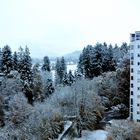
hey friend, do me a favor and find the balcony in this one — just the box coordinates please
[130,34,135,42]
[136,34,140,40]
[136,31,140,40]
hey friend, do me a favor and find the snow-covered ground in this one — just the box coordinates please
[51,70,55,81]
[67,64,77,74]
[58,120,108,140]
[76,130,108,140]
[51,64,77,81]
[64,130,108,140]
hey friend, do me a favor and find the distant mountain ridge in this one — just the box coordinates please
[63,50,81,62]
[32,50,82,64]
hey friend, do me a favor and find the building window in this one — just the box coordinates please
[131,45,134,49]
[131,68,134,73]
[137,104,140,106]
[131,91,133,95]
[138,79,140,83]
[131,34,135,42]
[131,98,133,105]
[131,53,134,59]
[137,111,140,114]
[138,70,140,74]
[138,87,140,90]
[130,113,133,120]
[137,119,140,122]
[131,107,133,112]
[138,62,140,65]
[136,34,140,40]
[131,84,133,88]
[131,61,134,65]
[138,54,140,57]
[131,76,133,80]
[137,95,140,98]
[138,45,140,48]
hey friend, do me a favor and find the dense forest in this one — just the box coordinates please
[0,42,135,139]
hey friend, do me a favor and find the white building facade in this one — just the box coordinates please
[130,31,140,122]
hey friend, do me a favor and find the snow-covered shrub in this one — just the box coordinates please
[106,120,140,140]
[0,73,23,100]
[32,64,44,101]
[22,101,64,140]
[0,70,64,139]
[98,72,118,108]
[0,98,64,140]
[9,93,33,124]
[50,78,105,130]
[0,95,5,127]
[0,92,33,139]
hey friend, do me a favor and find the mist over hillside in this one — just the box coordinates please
[63,50,81,62]
[32,50,81,64]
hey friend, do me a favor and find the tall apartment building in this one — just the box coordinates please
[130,31,140,122]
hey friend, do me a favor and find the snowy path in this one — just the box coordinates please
[64,130,108,140]
[57,121,73,140]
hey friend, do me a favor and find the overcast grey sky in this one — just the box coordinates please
[0,0,140,58]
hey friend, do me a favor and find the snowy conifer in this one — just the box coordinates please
[102,44,116,72]
[67,70,74,85]
[0,48,2,72]
[32,63,44,101]
[13,51,18,71]
[55,57,67,85]
[41,56,51,72]
[18,46,33,84]
[1,45,13,74]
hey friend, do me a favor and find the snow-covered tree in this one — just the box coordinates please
[40,69,54,98]
[106,120,140,140]
[13,51,18,71]
[90,43,103,77]
[51,77,105,133]
[0,48,2,72]
[112,44,123,64]
[116,57,130,108]
[74,70,82,81]
[55,58,61,85]
[9,93,33,124]
[62,72,69,86]
[16,46,33,104]
[55,57,67,85]
[78,45,93,78]
[40,55,54,97]
[67,70,75,85]
[98,72,118,108]
[120,42,129,56]
[1,45,13,74]
[17,46,25,73]
[0,96,5,127]
[18,46,33,85]
[78,42,125,79]
[78,44,104,78]
[32,63,43,101]
[41,56,51,72]
[63,70,75,86]
[102,44,116,72]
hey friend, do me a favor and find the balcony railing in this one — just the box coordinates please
[131,37,135,42]
[136,37,140,40]
[130,34,135,42]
